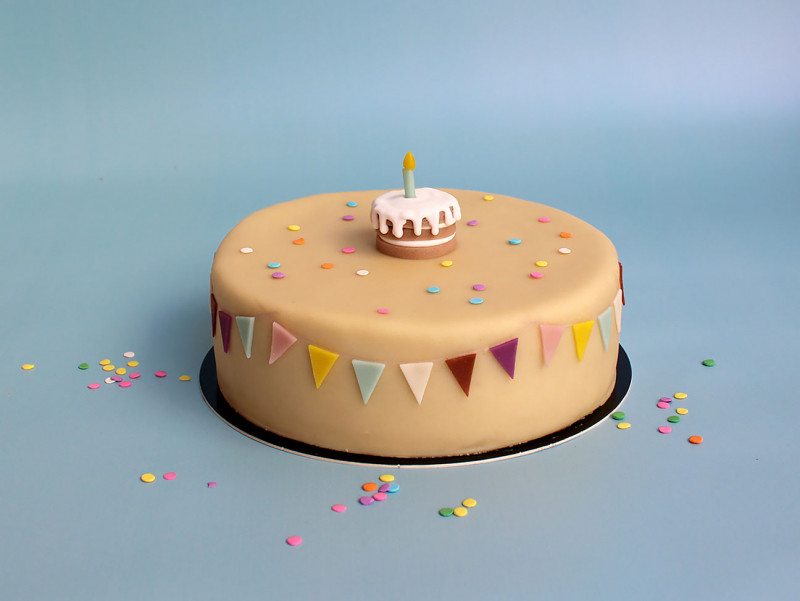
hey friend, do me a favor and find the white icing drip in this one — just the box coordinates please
[379,232,456,248]
[371,188,461,239]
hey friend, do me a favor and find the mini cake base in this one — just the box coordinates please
[199,346,631,468]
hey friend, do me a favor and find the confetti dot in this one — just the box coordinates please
[659,397,672,403]
[177,375,190,382]
[155,371,167,378]
[272,272,286,279]
[658,425,672,434]
[140,473,156,483]
[530,272,543,279]
[427,286,440,293]
[99,359,111,366]
[362,482,378,492]
[286,536,303,546]
[287,225,301,231]
[293,238,305,245]
[342,215,355,221]
[123,352,135,358]
[688,435,704,444]
[657,401,670,409]
[441,260,453,267]
[342,247,355,254]
[346,201,358,207]
[473,284,486,291]
[617,422,631,430]
[104,377,115,384]
[359,496,375,506]
[674,392,687,399]
[356,269,369,276]
[667,415,681,423]
[372,492,388,502]
[331,504,347,513]
[467,220,478,226]
[111,375,123,382]
[377,308,389,314]
[163,472,177,480]
[119,381,131,388]
[469,297,484,305]
[207,482,217,488]
[387,482,400,493]
[702,359,716,367]
[558,248,572,254]
[267,262,281,269]
[483,195,494,201]
[611,411,625,420]
[378,483,391,493]
[321,263,334,269]
[453,507,468,517]
[127,361,139,367]
[379,474,395,482]
[462,498,477,508]
[129,372,141,379]
[439,507,455,517]
[78,363,89,370]
[535,260,548,267]
[102,365,115,372]
[560,232,572,238]
[676,407,688,415]
[240,247,253,254]
[87,383,100,390]
[116,367,126,375]
[538,217,551,223]
[508,238,522,245]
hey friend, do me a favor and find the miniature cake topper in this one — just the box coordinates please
[371,153,462,259]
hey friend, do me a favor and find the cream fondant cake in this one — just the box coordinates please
[210,183,623,458]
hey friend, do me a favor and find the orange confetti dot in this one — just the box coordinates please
[321,263,334,269]
[293,238,305,245]
[688,435,704,445]
[362,482,378,492]
[560,232,572,238]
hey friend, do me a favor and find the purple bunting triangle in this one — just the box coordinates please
[489,338,518,379]
[218,311,233,353]
[210,293,218,337]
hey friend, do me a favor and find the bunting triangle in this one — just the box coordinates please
[445,354,476,396]
[597,307,613,351]
[269,322,298,364]
[352,360,385,404]
[399,362,434,404]
[540,324,566,366]
[235,316,255,359]
[218,311,233,353]
[489,338,518,379]
[210,293,218,337]
[308,345,339,388]
[613,290,623,334]
[572,320,594,361]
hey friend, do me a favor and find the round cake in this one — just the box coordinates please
[209,189,623,458]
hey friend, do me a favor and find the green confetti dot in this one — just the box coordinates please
[439,507,454,517]
[667,415,681,423]
[611,411,626,420]
[78,363,90,370]
[702,359,716,367]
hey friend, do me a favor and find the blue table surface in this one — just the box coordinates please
[2,2,799,599]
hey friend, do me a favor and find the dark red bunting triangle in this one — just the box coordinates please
[445,353,477,396]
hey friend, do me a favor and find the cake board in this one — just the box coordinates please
[199,346,631,468]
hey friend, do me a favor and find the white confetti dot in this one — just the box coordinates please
[558,247,571,254]
[356,270,369,276]
[240,247,254,254]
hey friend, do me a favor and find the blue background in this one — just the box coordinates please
[2,1,799,599]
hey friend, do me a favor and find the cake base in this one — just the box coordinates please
[199,346,631,468]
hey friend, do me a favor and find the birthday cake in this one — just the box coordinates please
[209,156,623,458]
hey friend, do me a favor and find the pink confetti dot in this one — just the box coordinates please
[538,217,551,223]
[467,220,478,226]
[659,397,672,403]
[129,372,141,379]
[87,383,101,390]
[658,426,672,434]
[473,284,486,291]
[342,247,355,254]
[342,215,354,221]
[207,482,217,488]
[111,375,123,382]
[377,308,389,314]
[331,504,347,513]
[163,472,177,480]
[119,381,132,388]
[286,535,303,546]
[657,401,670,409]
[359,496,375,506]
[155,371,167,378]
[372,492,388,502]
[530,272,544,279]
[272,272,285,279]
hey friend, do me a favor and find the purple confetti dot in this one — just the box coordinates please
[272,272,285,279]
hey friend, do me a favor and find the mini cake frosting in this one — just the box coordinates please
[210,174,623,458]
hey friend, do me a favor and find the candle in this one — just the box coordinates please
[402,151,416,198]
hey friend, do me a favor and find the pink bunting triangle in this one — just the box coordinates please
[540,324,566,366]
[399,362,434,405]
[218,311,233,354]
[269,322,298,364]
[489,338,518,379]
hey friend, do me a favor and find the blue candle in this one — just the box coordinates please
[402,152,416,198]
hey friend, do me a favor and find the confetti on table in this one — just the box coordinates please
[439,507,454,517]
[78,363,89,370]
[154,371,167,378]
[379,474,394,482]
[207,482,217,488]
[179,375,191,381]
[674,392,687,399]
[676,407,689,415]
[140,473,156,483]
[617,422,631,430]
[702,359,716,367]
[123,352,135,358]
[119,381,131,388]
[129,372,141,379]
[688,435,704,444]
[286,536,303,546]
[611,411,625,420]
[331,504,347,513]
[127,361,139,367]
[163,472,177,480]
[658,425,672,434]
[21,364,35,370]
[462,498,477,508]
[372,492,388,502]
[87,383,100,390]
[453,507,468,517]
[362,482,378,492]
[359,496,375,506]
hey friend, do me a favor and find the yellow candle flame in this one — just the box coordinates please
[403,151,415,171]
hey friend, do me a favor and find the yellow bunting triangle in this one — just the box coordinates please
[572,320,594,361]
[308,345,339,389]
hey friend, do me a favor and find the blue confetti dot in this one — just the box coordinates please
[346,201,358,207]
[469,297,484,305]
[508,238,522,245]
[267,262,281,269]
[427,286,440,293]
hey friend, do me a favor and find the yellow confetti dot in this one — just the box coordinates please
[140,473,156,483]
[102,365,116,372]
[179,375,191,381]
[127,361,139,367]
[99,359,111,366]
[462,498,477,508]
[453,507,468,517]
[441,260,453,267]
[115,368,126,375]
[287,225,301,231]
[617,422,631,430]
[674,392,687,399]
[483,195,494,201]
[676,407,688,415]
[21,364,35,370]
[379,474,395,482]
[535,260,548,267]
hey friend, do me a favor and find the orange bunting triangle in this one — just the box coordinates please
[445,354,476,396]
[572,320,594,361]
[308,345,339,388]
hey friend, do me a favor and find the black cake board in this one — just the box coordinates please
[199,346,631,468]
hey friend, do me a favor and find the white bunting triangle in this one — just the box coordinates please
[235,316,255,358]
[399,362,434,405]
[613,289,623,334]
[597,306,613,351]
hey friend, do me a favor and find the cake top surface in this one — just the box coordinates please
[211,189,619,361]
